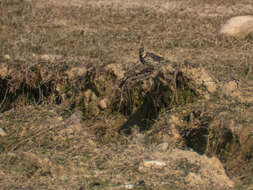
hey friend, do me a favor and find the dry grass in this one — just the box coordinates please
[0,0,253,189]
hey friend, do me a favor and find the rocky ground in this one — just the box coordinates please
[0,0,253,189]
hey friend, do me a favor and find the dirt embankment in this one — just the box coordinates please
[0,0,253,189]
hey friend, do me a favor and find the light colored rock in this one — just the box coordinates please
[83,89,95,102]
[142,160,166,168]
[124,184,134,189]
[3,54,10,60]
[40,54,52,61]
[57,116,63,121]
[98,98,108,110]
[220,15,253,37]
[0,128,7,136]
[40,54,63,61]
[155,142,169,152]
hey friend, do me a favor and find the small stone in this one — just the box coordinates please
[40,54,63,61]
[40,54,51,61]
[83,89,92,101]
[0,128,7,136]
[57,116,63,121]
[124,184,134,189]
[98,98,108,110]
[156,142,169,151]
[3,54,10,60]
[220,15,253,38]
[143,160,166,168]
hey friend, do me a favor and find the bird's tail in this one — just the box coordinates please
[139,44,146,65]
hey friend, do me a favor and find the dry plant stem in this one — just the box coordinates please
[0,88,8,112]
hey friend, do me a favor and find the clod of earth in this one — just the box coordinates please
[0,128,7,137]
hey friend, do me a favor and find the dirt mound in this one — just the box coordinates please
[0,48,213,128]
[1,0,253,189]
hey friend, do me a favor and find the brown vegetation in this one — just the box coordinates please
[0,0,253,189]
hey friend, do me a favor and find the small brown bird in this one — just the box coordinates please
[139,46,165,66]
